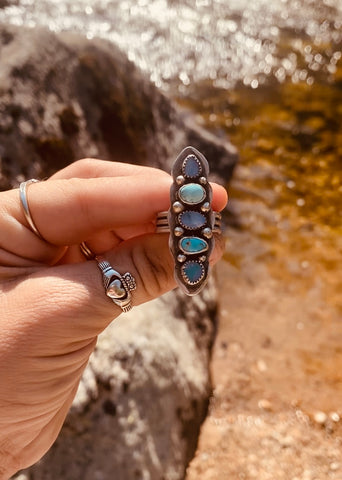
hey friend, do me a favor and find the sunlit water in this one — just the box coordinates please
[1,0,342,92]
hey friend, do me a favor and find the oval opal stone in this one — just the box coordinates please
[179,236,208,254]
[179,211,206,230]
[181,261,205,285]
[179,183,206,205]
[182,155,202,178]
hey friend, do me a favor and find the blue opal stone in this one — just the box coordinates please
[179,211,206,230]
[182,261,205,285]
[179,237,208,254]
[179,183,206,205]
[182,155,202,178]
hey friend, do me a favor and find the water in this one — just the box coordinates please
[1,0,342,92]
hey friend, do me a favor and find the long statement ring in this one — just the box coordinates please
[156,146,221,296]
[19,179,44,239]
[80,242,136,313]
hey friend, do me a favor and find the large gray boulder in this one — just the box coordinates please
[1,24,237,480]
[0,24,237,190]
[14,284,219,480]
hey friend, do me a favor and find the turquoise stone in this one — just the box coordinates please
[179,211,206,230]
[182,155,202,178]
[179,183,206,205]
[182,261,205,285]
[179,237,208,254]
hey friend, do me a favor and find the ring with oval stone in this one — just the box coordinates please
[155,146,223,296]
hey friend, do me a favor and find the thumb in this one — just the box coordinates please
[8,233,175,348]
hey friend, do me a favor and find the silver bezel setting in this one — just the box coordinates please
[181,154,203,178]
[181,260,205,285]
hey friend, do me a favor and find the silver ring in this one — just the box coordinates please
[80,241,96,260]
[19,179,44,239]
[80,242,136,313]
[155,211,222,234]
[157,146,222,296]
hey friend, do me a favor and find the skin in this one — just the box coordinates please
[0,158,228,479]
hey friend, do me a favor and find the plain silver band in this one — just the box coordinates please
[80,241,96,260]
[19,179,44,239]
[155,210,222,234]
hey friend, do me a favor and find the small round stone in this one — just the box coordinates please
[199,176,207,185]
[174,227,184,236]
[173,201,184,213]
[177,254,186,263]
[107,279,126,299]
[202,227,213,239]
[181,261,205,285]
[201,202,211,212]
[313,411,327,425]
[176,175,185,185]
[179,183,206,205]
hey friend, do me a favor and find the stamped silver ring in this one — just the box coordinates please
[19,179,44,239]
[155,211,222,234]
[80,242,136,313]
[156,146,222,296]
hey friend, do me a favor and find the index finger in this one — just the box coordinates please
[10,172,172,246]
[1,161,227,266]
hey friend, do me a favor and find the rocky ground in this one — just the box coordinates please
[186,162,342,480]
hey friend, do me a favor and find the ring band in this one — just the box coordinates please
[156,211,222,234]
[80,241,96,260]
[157,146,221,296]
[19,179,44,239]
[80,242,136,313]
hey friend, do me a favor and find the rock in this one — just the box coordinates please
[0,0,12,8]
[15,283,219,480]
[329,412,340,423]
[329,462,340,471]
[0,24,238,191]
[313,411,327,425]
[258,399,273,412]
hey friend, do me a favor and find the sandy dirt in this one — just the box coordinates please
[186,163,342,480]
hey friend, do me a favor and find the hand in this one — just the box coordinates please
[0,158,228,478]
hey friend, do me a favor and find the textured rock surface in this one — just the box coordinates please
[14,282,219,480]
[0,24,237,190]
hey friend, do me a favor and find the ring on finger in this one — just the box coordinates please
[155,146,223,296]
[19,179,44,239]
[80,242,136,313]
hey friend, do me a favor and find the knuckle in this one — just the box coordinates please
[131,242,173,300]
[70,158,98,177]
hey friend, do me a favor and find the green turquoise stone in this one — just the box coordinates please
[179,211,206,229]
[182,261,204,284]
[179,237,208,254]
[179,183,206,205]
[182,155,202,178]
